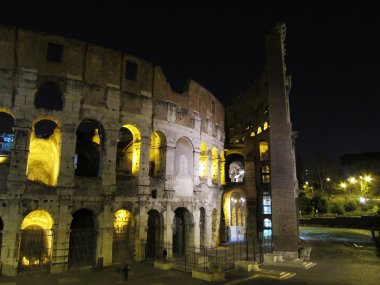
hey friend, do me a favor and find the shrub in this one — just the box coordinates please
[299,193,312,213]
[330,201,344,215]
[312,195,329,213]
[344,200,357,212]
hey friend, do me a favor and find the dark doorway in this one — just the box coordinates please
[75,120,103,177]
[200,207,206,248]
[147,210,161,258]
[173,208,187,255]
[68,209,96,267]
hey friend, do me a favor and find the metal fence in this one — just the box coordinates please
[143,239,266,272]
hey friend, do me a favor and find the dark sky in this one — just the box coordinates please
[1,0,380,159]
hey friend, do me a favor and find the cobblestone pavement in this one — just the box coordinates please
[0,226,379,285]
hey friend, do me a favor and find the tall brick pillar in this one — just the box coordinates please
[266,24,299,258]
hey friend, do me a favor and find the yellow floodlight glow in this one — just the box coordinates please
[211,147,219,183]
[340,182,347,189]
[364,175,372,182]
[348,177,357,184]
[199,142,208,178]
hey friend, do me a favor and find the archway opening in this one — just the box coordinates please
[223,190,247,242]
[147,210,162,258]
[27,119,61,186]
[34,82,64,110]
[173,207,193,255]
[226,154,245,183]
[68,209,96,267]
[112,209,135,264]
[75,120,103,177]
[0,111,14,164]
[149,132,166,178]
[19,210,53,271]
[116,125,141,177]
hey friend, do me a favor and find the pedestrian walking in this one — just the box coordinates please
[123,264,131,282]
[162,248,167,263]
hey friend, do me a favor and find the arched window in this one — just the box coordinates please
[27,119,61,186]
[199,142,208,179]
[34,82,64,110]
[259,141,269,161]
[75,120,103,177]
[211,147,219,183]
[116,125,141,177]
[0,111,14,164]
[149,132,166,177]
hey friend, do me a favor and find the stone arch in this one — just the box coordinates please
[174,137,194,196]
[149,131,166,178]
[174,137,194,176]
[0,110,14,164]
[199,142,208,179]
[19,210,54,270]
[75,119,104,177]
[211,147,219,183]
[226,153,245,183]
[173,207,194,255]
[146,209,163,258]
[68,209,96,267]
[27,117,61,186]
[34,81,64,110]
[116,124,141,177]
[112,209,136,264]
[222,189,247,242]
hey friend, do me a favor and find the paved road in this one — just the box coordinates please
[239,226,380,285]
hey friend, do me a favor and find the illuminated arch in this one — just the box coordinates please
[27,118,61,186]
[263,121,269,130]
[211,147,219,183]
[19,210,53,267]
[222,189,247,242]
[149,131,166,177]
[199,142,208,178]
[117,124,141,176]
[113,209,136,264]
[257,127,262,134]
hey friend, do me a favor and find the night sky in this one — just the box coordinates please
[1,1,380,160]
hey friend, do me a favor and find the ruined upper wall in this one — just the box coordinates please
[0,25,224,129]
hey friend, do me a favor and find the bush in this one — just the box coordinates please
[344,200,357,212]
[299,193,312,213]
[312,195,329,213]
[330,201,344,215]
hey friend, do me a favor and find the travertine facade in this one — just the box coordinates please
[0,23,298,276]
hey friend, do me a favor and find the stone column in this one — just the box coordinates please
[162,205,174,258]
[192,209,200,252]
[7,120,31,194]
[0,201,21,276]
[193,150,200,186]
[204,207,212,248]
[57,124,76,188]
[138,136,151,196]
[101,128,118,194]
[50,201,70,273]
[96,201,114,266]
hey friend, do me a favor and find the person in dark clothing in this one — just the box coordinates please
[162,248,168,263]
[123,264,131,282]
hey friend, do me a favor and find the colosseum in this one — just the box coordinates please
[0,23,298,276]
